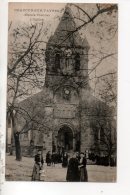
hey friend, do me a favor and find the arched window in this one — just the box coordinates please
[75,53,80,71]
[55,53,61,70]
[54,47,61,71]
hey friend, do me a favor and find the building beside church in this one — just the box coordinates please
[8,6,116,157]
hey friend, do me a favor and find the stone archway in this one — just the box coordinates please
[57,125,73,151]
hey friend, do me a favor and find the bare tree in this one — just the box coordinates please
[90,74,117,165]
[98,73,117,106]
[9,93,52,160]
[7,20,50,160]
[67,3,118,83]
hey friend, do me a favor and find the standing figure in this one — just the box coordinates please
[46,151,51,166]
[76,152,81,161]
[78,152,88,182]
[66,152,80,181]
[51,152,56,166]
[62,152,68,168]
[32,150,44,181]
[61,146,65,157]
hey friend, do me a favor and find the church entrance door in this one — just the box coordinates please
[58,125,73,151]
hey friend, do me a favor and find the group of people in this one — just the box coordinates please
[32,150,88,182]
[66,152,88,182]
[45,151,69,167]
[87,152,116,166]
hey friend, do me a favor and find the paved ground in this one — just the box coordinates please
[5,155,116,182]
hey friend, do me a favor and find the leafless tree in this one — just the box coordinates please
[9,94,52,160]
[90,74,117,165]
[98,73,117,106]
[68,3,118,82]
[7,20,50,160]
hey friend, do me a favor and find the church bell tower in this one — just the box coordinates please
[45,6,90,89]
[44,6,90,152]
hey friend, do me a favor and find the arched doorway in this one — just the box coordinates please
[57,125,73,151]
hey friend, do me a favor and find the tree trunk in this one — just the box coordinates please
[11,113,22,161]
[14,132,22,161]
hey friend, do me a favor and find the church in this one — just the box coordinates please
[11,6,115,156]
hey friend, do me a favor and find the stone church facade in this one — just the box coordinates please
[13,6,115,156]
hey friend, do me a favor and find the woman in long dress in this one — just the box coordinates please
[32,150,44,181]
[46,151,51,166]
[66,152,80,181]
[78,152,88,182]
[62,152,68,168]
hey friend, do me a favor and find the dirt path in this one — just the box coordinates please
[5,155,116,182]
